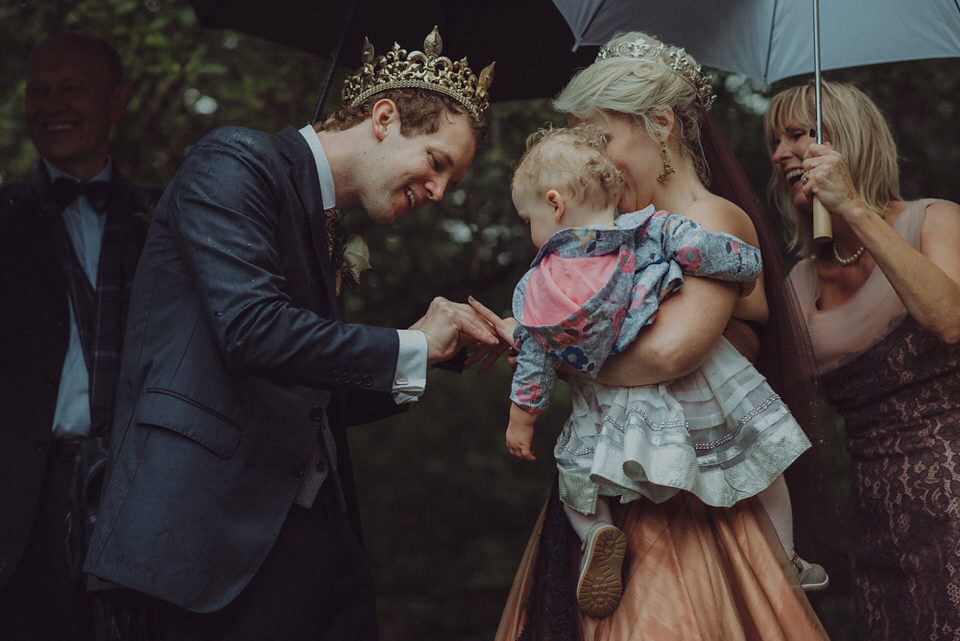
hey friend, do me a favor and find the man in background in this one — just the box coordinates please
[0,33,161,640]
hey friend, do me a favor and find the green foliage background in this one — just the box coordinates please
[2,2,959,639]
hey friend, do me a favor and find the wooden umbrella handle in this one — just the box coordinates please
[813,196,832,242]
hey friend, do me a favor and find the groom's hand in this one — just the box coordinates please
[409,297,498,366]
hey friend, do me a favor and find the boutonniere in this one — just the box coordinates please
[343,234,371,279]
[334,233,371,295]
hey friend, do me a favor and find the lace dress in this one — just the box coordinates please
[790,199,960,639]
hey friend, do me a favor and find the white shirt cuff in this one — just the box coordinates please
[392,329,427,404]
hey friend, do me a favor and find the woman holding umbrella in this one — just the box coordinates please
[765,80,960,639]
[490,31,834,640]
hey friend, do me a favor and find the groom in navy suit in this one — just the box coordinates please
[83,28,498,640]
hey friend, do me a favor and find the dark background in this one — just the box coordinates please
[2,2,959,639]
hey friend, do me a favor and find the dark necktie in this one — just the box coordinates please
[324,208,342,257]
[325,208,344,294]
[50,177,112,212]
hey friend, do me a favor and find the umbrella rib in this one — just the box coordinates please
[763,0,779,84]
[311,0,359,123]
[577,0,609,50]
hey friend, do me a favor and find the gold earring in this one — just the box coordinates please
[657,143,675,183]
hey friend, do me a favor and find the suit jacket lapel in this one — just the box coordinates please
[274,127,342,318]
[105,168,152,289]
[24,164,70,291]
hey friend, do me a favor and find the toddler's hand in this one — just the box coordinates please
[506,420,536,461]
[466,296,520,372]
[506,402,537,461]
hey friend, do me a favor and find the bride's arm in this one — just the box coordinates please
[467,276,741,386]
[467,199,765,385]
[593,275,739,385]
[595,196,764,386]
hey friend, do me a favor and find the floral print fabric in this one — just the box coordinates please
[510,206,761,412]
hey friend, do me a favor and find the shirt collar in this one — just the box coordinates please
[42,157,113,184]
[298,123,336,209]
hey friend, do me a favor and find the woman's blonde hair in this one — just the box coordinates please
[553,31,710,184]
[512,125,622,211]
[763,80,902,256]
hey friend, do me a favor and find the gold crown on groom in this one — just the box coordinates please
[341,26,495,119]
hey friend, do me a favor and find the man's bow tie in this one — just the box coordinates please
[50,177,113,212]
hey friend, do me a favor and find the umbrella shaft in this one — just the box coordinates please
[813,0,823,143]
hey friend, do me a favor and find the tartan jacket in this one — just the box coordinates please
[0,161,160,588]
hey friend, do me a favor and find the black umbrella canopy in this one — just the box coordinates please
[188,0,597,103]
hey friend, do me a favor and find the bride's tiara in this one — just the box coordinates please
[597,38,716,110]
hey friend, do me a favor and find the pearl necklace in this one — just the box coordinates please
[832,242,865,266]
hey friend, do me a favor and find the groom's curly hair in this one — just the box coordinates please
[315,88,487,145]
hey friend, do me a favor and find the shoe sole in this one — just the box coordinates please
[802,577,830,591]
[793,558,830,592]
[577,526,627,618]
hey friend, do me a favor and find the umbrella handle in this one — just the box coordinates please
[813,197,832,242]
[811,0,831,241]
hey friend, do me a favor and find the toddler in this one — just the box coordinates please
[503,126,825,618]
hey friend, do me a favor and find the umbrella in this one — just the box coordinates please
[187,0,597,109]
[553,0,960,239]
[553,0,960,86]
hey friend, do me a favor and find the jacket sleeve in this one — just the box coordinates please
[653,213,763,283]
[161,128,399,392]
[509,325,557,414]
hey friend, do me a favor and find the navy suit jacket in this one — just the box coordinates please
[83,126,403,612]
[0,163,158,587]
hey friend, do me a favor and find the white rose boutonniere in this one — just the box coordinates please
[342,234,371,280]
[335,233,371,294]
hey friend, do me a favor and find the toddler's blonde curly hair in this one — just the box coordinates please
[512,125,623,210]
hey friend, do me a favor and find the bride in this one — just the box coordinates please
[478,31,838,641]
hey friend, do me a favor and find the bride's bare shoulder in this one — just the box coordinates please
[682,195,758,244]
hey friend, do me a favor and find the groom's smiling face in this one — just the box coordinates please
[358,108,477,225]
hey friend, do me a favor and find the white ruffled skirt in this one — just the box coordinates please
[555,337,811,514]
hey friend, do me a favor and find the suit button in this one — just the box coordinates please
[291,460,306,477]
[309,405,324,421]
[34,440,48,453]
